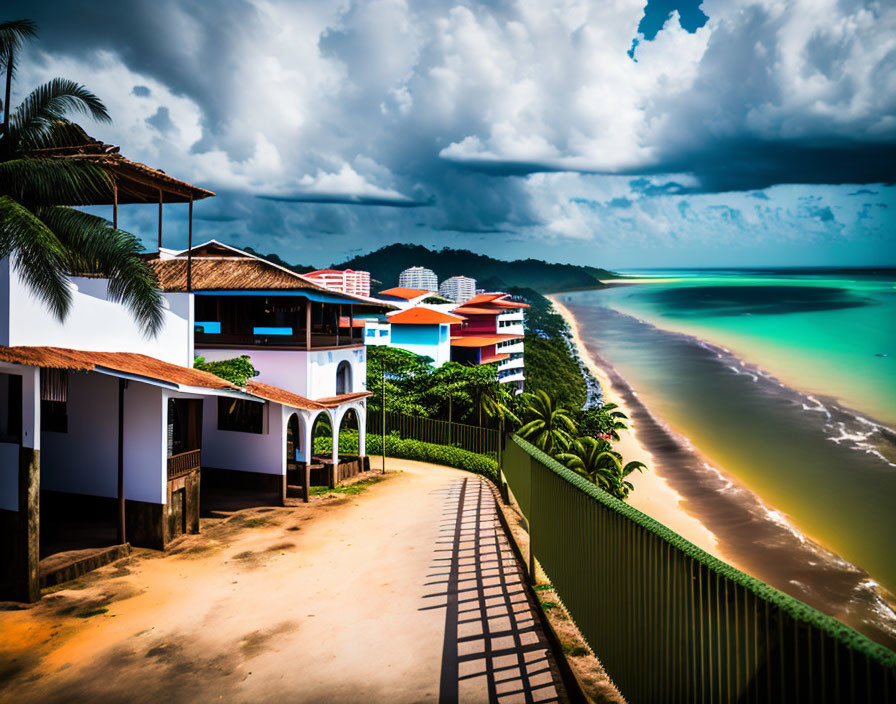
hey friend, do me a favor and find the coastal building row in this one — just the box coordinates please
[0,136,388,602]
[362,286,528,392]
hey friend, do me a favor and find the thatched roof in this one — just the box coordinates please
[148,258,334,293]
[26,125,214,204]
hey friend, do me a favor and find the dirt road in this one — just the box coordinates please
[0,460,564,703]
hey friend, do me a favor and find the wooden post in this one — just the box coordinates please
[305,301,312,349]
[117,378,126,544]
[336,304,341,347]
[187,196,193,292]
[157,189,163,251]
[112,178,118,230]
[381,362,386,474]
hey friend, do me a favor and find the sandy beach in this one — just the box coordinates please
[548,295,720,557]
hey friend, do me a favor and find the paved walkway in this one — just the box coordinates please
[0,460,564,703]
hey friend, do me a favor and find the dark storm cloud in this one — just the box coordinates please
[256,193,430,208]
[5,0,894,265]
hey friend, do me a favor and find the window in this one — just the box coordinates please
[217,397,264,434]
[40,369,68,433]
[0,373,22,443]
[336,361,352,395]
[41,401,68,433]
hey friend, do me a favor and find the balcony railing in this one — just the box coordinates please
[168,449,201,480]
[194,329,363,349]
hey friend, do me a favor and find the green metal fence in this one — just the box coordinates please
[366,410,500,456]
[503,435,896,703]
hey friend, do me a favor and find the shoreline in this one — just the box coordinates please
[549,292,896,650]
[548,295,721,559]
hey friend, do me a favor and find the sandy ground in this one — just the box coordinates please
[0,461,566,704]
[549,295,719,555]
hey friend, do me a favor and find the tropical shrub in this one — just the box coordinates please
[193,355,258,387]
[315,430,498,481]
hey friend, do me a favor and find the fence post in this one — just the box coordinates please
[527,453,536,585]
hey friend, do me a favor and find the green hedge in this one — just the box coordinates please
[315,430,498,481]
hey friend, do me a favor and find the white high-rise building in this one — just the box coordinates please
[439,275,477,303]
[398,266,438,292]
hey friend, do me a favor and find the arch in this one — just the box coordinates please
[337,405,361,457]
[309,410,332,457]
[336,360,352,395]
[285,413,300,470]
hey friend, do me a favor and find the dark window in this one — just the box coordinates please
[41,401,68,433]
[217,397,264,434]
[1,373,22,443]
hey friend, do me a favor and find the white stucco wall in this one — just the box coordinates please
[200,396,286,476]
[42,374,166,504]
[195,345,367,401]
[1,257,193,367]
[42,371,117,498]
[0,364,39,512]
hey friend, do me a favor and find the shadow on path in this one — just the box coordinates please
[422,477,562,704]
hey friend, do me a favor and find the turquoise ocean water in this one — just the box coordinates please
[560,268,896,648]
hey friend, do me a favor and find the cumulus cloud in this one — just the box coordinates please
[5,0,895,266]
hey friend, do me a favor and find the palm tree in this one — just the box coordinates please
[556,437,646,501]
[0,19,163,334]
[598,402,629,442]
[516,389,577,455]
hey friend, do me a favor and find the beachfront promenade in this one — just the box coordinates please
[0,460,565,704]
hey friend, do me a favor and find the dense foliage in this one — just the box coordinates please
[336,243,616,294]
[366,345,513,425]
[0,19,164,333]
[193,355,258,387]
[316,430,499,481]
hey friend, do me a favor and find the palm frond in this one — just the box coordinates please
[0,158,112,206]
[37,206,164,336]
[0,19,37,72]
[16,118,94,151]
[0,195,70,320]
[8,78,110,149]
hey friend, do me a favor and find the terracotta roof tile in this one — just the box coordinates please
[387,307,465,325]
[378,287,432,300]
[0,346,236,390]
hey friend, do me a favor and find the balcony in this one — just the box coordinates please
[194,296,365,350]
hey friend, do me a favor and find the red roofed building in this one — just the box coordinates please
[450,293,529,392]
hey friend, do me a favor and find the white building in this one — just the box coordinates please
[438,275,477,304]
[304,269,371,297]
[398,266,438,292]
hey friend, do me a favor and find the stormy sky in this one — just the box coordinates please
[7,0,896,268]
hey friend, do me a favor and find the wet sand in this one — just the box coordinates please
[550,295,896,651]
[550,296,720,558]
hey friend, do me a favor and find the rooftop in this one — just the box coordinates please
[378,287,433,300]
[387,308,466,325]
[26,125,214,205]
